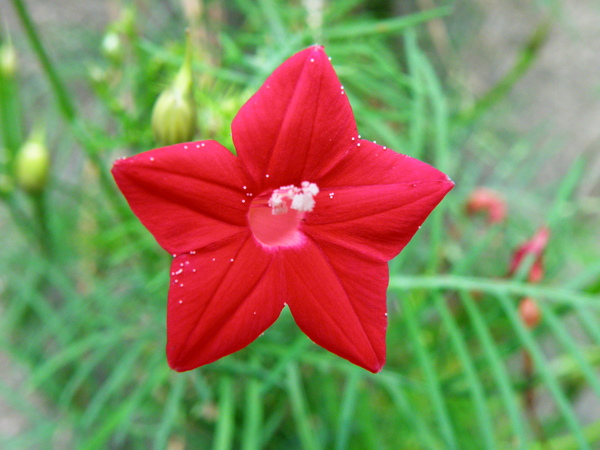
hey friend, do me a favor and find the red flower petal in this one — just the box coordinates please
[305,141,454,261]
[283,240,387,373]
[167,236,286,371]
[111,141,252,254]
[232,46,357,189]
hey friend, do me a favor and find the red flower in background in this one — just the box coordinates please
[112,46,454,373]
[509,226,550,283]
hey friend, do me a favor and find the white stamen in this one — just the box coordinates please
[268,181,319,215]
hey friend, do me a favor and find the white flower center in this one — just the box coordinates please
[268,181,319,215]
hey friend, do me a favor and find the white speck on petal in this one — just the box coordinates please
[265,174,270,178]
[179,300,183,304]
[310,58,314,62]
[351,137,355,141]
[150,157,154,161]
[201,143,205,147]
[184,145,188,149]
[230,258,234,262]
[329,192,334,199]
[243,185,247,190]
[180,283,184,287]
[212,258,216,261]
[190,251,196,255]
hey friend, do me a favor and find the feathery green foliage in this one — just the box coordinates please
[1,0,598,448]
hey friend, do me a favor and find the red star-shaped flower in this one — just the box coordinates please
[112,46,454,373]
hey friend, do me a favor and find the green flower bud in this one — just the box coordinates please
[151,36,196,145]
[0,41,17,78]
[101,31,123,63]
[151,88,197,145]
[15,130,50,194]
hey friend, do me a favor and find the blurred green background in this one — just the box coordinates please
[1,0,599,448]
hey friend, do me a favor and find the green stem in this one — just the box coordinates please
[11,0,76,121]
[3,192,39,249]
[456,20,551,124]
[0,71,23,157]
[213,376,235,450]
[32,191,53,258]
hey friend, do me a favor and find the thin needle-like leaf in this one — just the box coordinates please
[434,294,497,449]
[459,291,528,446]
[496,293,590,448]
[403,295,458,448]
[286,363,320,450]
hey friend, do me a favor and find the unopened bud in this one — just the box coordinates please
[509,227,550,283]
[151,36,196,145]
[101,31,123,63]
[151,87,196,145]
[0,41,17,78]
[519,297,541,329]
[15,130,50,194]
[465,187,507,224]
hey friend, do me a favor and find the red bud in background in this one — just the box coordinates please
[509,227,550,283]
[466,187,507,224]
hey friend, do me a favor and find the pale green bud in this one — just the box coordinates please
[151,88,197,145]
[101,31,123,63]
[151,36,196,145]
[15,130,50,194]
[0,41,17,78]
